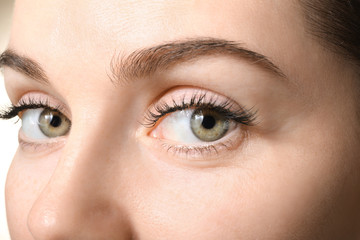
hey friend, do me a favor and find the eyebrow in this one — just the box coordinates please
[0,49,50,84]
[110,38,286,84]
[0,38,286,86]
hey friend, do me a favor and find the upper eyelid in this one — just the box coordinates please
[19,94,71,117]
[19,98,67,114]
[0,100,70,120]
[143,91,257,127]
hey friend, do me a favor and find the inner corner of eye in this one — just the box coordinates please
[148,127,161,139]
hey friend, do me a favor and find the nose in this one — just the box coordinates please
[27,124,134,240]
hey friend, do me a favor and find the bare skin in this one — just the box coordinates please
[3,0,360,239]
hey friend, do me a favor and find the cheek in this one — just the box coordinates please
[244,119,360,238]
[129,124,360,239]
[125,157,307,239]
[125,165,249,238]
[5,149,59,239]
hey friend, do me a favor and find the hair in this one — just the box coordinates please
[300,0,360,69]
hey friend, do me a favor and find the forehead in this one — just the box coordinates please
[8,0,319,97]
[9,0,304,56]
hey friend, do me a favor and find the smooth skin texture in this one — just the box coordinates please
[3,0,360,239]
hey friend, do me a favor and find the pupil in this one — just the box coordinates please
[202,115,216,129]
[50,115,62,128]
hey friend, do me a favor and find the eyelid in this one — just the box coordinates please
[21,93,70,117]
[1,93,72,152]
[18,128,67,153]
[0,92,71,120]
[143,87,257,128]
[137,87,256,163]
[139,126,246,165]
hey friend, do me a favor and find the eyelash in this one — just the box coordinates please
[0,98,65,120]
[143,92,257,128]
[0,93,256,158]
[141,92,258,159]
[0,94,257,127]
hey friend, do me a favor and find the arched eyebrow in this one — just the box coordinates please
[0,49,50,85]
[110,38,286,85]
[0,38,286,86]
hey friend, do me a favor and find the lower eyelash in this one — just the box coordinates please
[162,140,234,159]
[166,144,218,156]
[18,135,67,152]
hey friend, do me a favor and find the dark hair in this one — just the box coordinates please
[300,0,360,68]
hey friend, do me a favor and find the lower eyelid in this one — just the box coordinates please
[18,130,67,153]
[140,125,246,165]
[163,140,233,158]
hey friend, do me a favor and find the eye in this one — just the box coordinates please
[150,107,236,144]
[144,89,257,158]
[21,108,71,140]
[190,108,229,142]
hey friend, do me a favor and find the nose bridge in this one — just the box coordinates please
[27,117,132,239]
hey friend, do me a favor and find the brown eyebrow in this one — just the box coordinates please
[110,38,286,85]
[0,49,49,85]
[0,38,286,86]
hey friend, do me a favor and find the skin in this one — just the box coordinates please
[3,0,360,239]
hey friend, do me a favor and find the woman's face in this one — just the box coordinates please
[3,0,360,239]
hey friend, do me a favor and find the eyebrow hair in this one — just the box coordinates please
[0,38,285,86]
[0,49,49,84]
[110,38,286,85]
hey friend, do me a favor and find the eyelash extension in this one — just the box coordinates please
[0,98,64,120]
[144,92,258,127]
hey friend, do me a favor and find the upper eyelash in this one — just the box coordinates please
[1,93,257,129]
[0,98,64,120]
[144,92,258,127]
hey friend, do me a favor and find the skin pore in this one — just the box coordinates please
[2,0,360,239]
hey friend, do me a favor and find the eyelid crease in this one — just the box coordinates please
[143,92,258,128]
